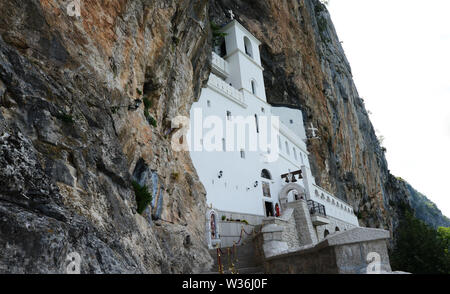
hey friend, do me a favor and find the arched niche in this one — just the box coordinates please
[206,208,221,249]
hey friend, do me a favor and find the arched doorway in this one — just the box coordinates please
[335,226,340,233]
[278,183,306,205]
[324,229,330,238]
[275,203,281,217]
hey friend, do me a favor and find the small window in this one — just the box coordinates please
[261,107,265,113]
[226,111,231,120]
[251,80,257,95]
[290,119,294,124]
[240,149,246,159]
[207,100,211,107]
[222,138,226,151]
[255,114,259,133]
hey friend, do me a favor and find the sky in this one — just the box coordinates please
[326,0,450,216]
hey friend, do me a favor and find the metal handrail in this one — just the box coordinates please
[307,200,327,217]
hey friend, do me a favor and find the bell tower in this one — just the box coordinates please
[221,20,267,102]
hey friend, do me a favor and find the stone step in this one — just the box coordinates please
[207,242,261,272]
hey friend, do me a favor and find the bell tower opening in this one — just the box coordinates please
[244,36,253,57]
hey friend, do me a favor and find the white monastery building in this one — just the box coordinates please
[187,20,359,250]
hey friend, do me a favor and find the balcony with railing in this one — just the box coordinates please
[207,73,247,107]
[308,200,330,226]
[308,200,326,217]
[211,52,230,78]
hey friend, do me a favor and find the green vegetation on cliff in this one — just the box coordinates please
[132,181,153,215]
[391,212,450,274]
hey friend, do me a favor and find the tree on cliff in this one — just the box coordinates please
[391,212,450,274]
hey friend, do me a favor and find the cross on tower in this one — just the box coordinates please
[228,10,235,20]
[308,123,319,138]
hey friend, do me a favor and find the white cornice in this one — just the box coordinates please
[224,48,264,70]
[277,122,309,155]
[240,88,268,104]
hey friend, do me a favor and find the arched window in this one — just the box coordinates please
[261,169,272,180]
[244,37,253,57]
[324,230,330,238]
[335,227,340,232]
[251,80,257,95]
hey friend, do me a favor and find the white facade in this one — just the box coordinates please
[188,21,358,247]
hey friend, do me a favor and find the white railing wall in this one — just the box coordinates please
[211,52,230,77]
[310,184,359,226]
[207,73,247,107]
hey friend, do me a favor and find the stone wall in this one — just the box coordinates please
[214,210,265,248]
[315,215,358,242]
[262,209,301,251]
[218,222,256,248]
[285,200,318,246]
[264,227,392,274]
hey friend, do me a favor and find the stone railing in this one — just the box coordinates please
[211,52,230,77]
[207,73,247,107]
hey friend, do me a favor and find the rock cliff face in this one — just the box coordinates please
[0,0,428,274]
[0,0,212,273]
[209,0,412,243]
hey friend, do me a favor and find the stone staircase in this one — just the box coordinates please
[202,241,264,274]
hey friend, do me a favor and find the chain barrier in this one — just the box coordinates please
[215,225,261,274]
